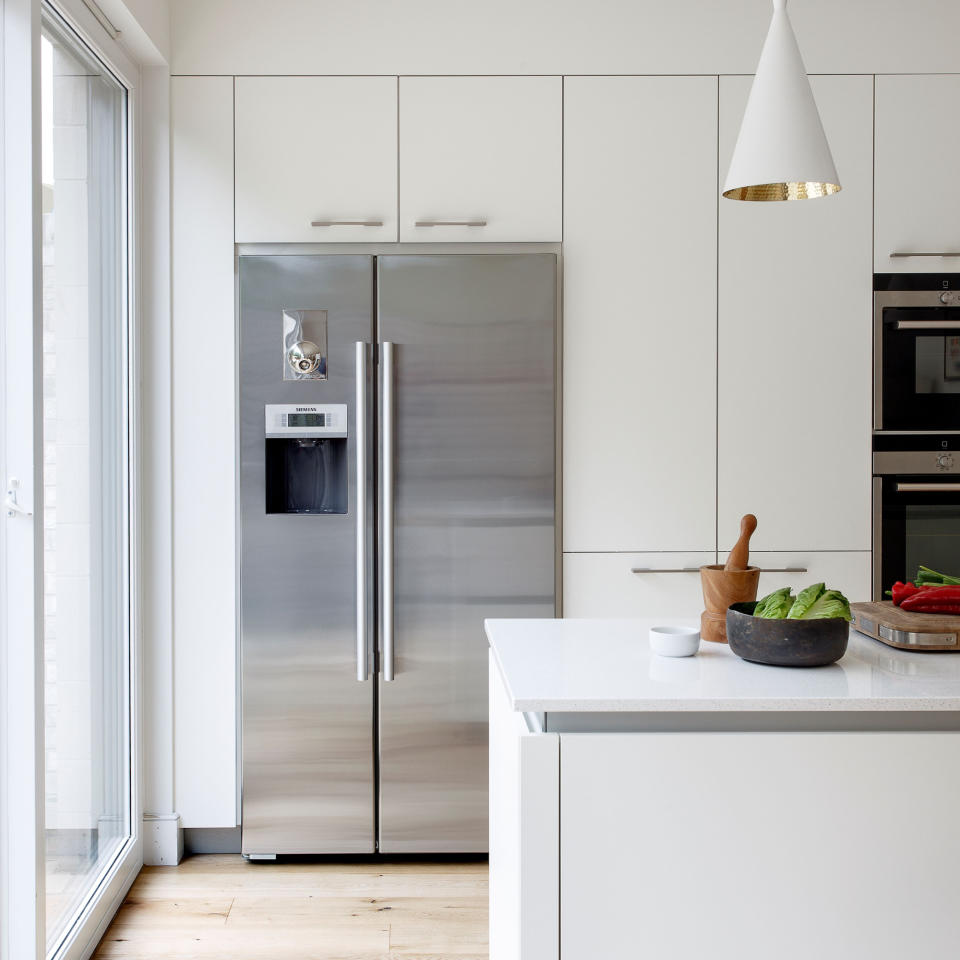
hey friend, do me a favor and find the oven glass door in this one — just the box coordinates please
[880,306,960,430]
[877,475,960,597]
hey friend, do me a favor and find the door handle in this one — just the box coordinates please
[311,219,384,227]
[355,342,369,681]
[896,482,960,492]
[5,479,32,518]
[381,341,396,682]
[414,219,487,228]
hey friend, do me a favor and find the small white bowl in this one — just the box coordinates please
[649,625,701,658]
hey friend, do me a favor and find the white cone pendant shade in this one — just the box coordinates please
[723,0,840,201]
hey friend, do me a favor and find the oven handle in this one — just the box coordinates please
[894,320,960,331]
[895,482,960,493]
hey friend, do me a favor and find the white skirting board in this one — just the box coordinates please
[142,814,183,866]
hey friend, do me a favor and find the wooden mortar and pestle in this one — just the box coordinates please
[700,514,761,644]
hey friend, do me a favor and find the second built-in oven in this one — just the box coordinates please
[874,274,960,432]
[873,437,960,600]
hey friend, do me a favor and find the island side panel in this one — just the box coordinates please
[489,650,559,960]
[561,731,960,960]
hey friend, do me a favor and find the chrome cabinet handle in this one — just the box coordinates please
[355,343,369,682]
[381,341,396,682]
[897,482,960,492]
[890,252,960,258]
[630,565,809,574]
[414,219,487,228]
[311,219,384,227]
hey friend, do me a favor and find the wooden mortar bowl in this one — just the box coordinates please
[700,564,761,644]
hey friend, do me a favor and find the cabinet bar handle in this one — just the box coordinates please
[311,219,384,227]
[756,567,808,573]
[414,219,488,227]
[890,252,960,258]
[631,567,701,574]
[896,482,960,493]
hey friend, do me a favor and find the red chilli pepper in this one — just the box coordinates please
[890,581,921,606]
[900,585,960,614]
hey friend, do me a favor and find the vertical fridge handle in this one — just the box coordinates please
[356,342,369,681]
[381,341,395,682]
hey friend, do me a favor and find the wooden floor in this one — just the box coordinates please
[93,855,488,960]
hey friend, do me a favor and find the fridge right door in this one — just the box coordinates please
[377,254,557,852]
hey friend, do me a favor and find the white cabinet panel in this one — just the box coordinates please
[235,76,398,242]
[399,76,561,242]
[718,75,872,553]
[563,77,718,553]
[563,553,714,620]
[171,77,237,827]
[561,732,960,960]
[751,551,871,604]
[875,75,960,272]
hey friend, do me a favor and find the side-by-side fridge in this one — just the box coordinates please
[239,254,556,855]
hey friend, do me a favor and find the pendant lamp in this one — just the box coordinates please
[722,0,840,201]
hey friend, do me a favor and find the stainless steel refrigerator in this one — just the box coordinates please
[239,254,556,855]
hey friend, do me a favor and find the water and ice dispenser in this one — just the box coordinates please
[264,403,348,514]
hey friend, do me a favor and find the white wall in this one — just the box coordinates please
[170,0,960,76]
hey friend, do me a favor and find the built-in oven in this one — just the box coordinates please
[874,274,960,433]
[873,435,960,599]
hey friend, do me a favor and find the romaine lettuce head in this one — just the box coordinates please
[787,582,825,619]
[799,589,852,622]
[754,587,795,619]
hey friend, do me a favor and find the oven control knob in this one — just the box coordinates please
[941,291,960,305]
[937,453,955,470]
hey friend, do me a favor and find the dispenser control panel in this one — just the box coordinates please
[265,403,348,438]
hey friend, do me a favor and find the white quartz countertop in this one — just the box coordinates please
[486,618,960,712]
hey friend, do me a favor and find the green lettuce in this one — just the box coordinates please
[787,582,825,619]
[798,589,852,622]
[754,587,795,619]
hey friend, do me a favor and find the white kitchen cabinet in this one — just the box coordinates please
[563,76,718,553]
[718,75,873,554]
[750,551,871,603]
[875,75,960,273]
[561,732,960,960]
[235,76,398,242]
[563,553,714,619]
[399,76,561,242]
[171,77,237,827]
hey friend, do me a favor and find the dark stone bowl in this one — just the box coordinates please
[726,601,849,667]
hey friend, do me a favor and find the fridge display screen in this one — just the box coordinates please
[286,413,325,427]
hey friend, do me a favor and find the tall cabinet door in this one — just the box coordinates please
[875,76,960,273]
[377,255,557,852]
[718,76,873,554]
[563,77,719,555]
[235,77,398,243]
[239,256,376,854]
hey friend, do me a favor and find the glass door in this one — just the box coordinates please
[2,2,137,958]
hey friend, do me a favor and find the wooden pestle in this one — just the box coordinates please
[725,514,758,571]
[700,514,761,643]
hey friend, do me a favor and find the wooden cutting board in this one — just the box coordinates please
[851,601,960,652]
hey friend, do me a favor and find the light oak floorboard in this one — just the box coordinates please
[92,855,488,960]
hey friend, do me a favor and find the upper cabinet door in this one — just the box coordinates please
[563,77,718,553]
[718,76,873,554]
[399,77,562,242]
[875,76,960,272]
[235,76,398,243]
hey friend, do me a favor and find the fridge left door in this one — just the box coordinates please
[239,255,375,854]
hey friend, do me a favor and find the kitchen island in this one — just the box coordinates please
[487,618,960,960]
